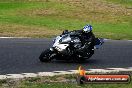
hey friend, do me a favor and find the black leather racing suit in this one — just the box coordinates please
[62,29,95,56]
[72,29,95,54]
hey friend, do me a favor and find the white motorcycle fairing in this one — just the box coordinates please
[52,35,69,52]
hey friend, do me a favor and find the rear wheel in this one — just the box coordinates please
[39,49,53,62]
[75,50,94,62]
[87,50,94,58]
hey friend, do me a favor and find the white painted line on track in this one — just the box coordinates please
[0,37,30,39]
[37,72,55,76]
[0,37,132,42]
[0,67,132,80]
[22,73,38,78]
[104,39,111,41]
[6,74,25,79]
[87,69,119,73]
[108,68,132,71]
[128,40,132,42]
[0,75,7,79]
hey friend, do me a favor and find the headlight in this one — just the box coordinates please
[59,36,71,43]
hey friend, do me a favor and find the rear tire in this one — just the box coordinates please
[39,49,53,62]
[87,50,94,59]
[75,50,94,62]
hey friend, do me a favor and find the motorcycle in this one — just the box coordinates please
[39,30,104,62]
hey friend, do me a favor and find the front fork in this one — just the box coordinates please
[49,47,57,59]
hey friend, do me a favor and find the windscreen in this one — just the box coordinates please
[59,34,71,43]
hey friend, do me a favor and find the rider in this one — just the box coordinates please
[75,24,95,54]
[62,24,95,55]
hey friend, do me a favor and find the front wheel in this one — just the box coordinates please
[39,49,53,62]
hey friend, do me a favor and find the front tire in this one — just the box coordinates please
[39,49,53,62]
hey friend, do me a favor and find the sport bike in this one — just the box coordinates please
[39,30,104,62]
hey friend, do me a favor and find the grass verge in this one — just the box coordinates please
[0,0,131,39]
[0,74,132,88]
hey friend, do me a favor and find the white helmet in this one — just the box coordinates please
[83,24,92,33]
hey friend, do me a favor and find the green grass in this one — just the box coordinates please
[19,83,132,88]
[93,23,132,40]
[104,0,132,7]
[0,74,132,88]
[0,0,131,39]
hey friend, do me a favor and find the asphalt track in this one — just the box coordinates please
[0,38,132,75]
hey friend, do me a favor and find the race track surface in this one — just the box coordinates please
[0,38,132,75]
